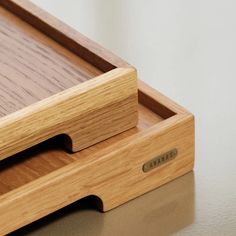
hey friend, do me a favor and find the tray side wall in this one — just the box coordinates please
[0,90,194,235]
[0,68,138,161]
[100,114,195,211]
[0,114,194,235]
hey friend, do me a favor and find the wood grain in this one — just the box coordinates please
[0,82,195,235]
[0,1,138,161]
[0,5,102,117]
[0,68,138,161]
[1,0,131,71]
[0,102,163,195]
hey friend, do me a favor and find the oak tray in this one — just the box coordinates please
[0,81,195,235]
[0,0,138,161]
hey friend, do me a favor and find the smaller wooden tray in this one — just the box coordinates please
[0,81,195,235]
[0,0,138,161]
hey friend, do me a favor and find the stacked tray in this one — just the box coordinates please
[0,1,195,235]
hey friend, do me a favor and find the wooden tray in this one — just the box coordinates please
[0,0,138,161]
[0,81,195,235]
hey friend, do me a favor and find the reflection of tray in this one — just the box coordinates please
[0,81,195,235]
[0,0,138,161]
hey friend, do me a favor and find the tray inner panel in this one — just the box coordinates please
[0,6,102,118]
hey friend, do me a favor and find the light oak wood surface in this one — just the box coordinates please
[0,68,138,161]
[0,81,195,235]
[0,5,102,117]
[0,0,138,161]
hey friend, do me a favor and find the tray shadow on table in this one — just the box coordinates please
[5,136,195,236]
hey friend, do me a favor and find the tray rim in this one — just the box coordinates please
[0,67,137,160]
[0,0,135,120]
[0,0,138,161]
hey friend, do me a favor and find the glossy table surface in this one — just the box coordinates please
[12,0,236,235]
